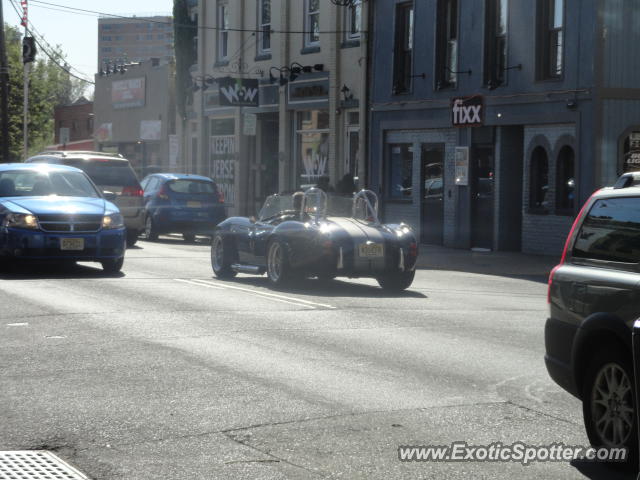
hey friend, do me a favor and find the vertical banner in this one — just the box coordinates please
[210,135,236,206]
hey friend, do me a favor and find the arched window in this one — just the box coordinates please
[530,146,549,211]
[556,145,575,212]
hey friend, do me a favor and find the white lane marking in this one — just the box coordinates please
[174,278,336,310]
[192,279,337,309]
[6,323,29,327]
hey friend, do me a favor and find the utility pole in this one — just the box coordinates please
[0,1,10,162]
[23,19,30,159]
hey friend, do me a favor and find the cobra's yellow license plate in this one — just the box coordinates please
[358,243,384,258]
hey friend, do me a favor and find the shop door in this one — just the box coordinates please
[420,144,445,245]
[471,145,495,250]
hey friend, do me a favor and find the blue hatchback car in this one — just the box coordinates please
[140,173,226,242]
[0,164,126,273]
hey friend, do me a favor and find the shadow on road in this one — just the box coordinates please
[0,261,124,280]
[220,276,428,299]
[571,459,636,479]
[140,236,212,246]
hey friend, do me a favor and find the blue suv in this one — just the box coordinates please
[140,173,226,242]
[0,164,125,273]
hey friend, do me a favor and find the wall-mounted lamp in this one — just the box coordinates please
[341,84,354,102]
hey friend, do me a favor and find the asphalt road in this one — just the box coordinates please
[0,238,633,480]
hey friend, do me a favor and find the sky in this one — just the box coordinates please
[2,0,172,91]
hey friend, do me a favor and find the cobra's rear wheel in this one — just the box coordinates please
[377,270,415,292]
[211,234,237,279]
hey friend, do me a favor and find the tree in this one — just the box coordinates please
[173,0,197,119]
[2,23,85,161]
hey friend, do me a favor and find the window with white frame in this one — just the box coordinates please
[304,0,320,47]
[258,0,271,54]
[217,0,230,62]
[345,0,362,41]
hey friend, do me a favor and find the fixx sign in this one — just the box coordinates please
[451,96,484,127]
[218,77,260,107]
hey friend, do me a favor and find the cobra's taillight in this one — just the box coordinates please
[408,242,418,258]
[547,189,600,304]
[122,186,143,197]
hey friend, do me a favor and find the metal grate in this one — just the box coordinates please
[0,451,90,480]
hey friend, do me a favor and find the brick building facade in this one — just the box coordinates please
[52,98,94,150]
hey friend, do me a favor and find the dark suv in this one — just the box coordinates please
[546,172,640,464]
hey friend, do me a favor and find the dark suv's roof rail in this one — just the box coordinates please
[613,171,640,189]
[34,150,123,159]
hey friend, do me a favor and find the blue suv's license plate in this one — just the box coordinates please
[60,238,84,251]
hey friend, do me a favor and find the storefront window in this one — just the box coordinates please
[388,143,414,200]
[556,145,575,213]
[529,146,549,211]
[622,131,640,174]
[296,111,330,188]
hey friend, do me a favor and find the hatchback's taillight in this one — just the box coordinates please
[158,185,169,200]
[122,186,143,197]
[547,189,600,304]
[217,190,225,203]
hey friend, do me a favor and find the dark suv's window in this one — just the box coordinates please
[573,197,640,263]
[61,158,139,187]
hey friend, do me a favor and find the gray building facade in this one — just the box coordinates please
[94,61,176,176]
[369,0,640,255]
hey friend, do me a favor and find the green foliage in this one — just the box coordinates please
[173,0,197,119]
[2,23,84,161]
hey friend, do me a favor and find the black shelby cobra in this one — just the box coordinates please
[210,189,418,291]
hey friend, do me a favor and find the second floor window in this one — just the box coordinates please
[484,0,508,88]
[305,0,320,47]
[258,0,271,54]
[346,0,362,41]
[217,1,229,61]
[393,2,414,95]
[537,0,564,79]
[435,0,458,90]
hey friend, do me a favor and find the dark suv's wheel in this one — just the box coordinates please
[266,240,295,287]
[126,230,139,247]
[144,215,158,241]
[582,346,637,468]
[376,270,415,291]
[211,234,237,279]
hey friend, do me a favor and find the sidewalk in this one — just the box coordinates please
[415,245,558,279]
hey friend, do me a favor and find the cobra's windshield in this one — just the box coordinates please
[258,193,371,221]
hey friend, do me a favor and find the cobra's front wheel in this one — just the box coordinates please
[266,240,295,286]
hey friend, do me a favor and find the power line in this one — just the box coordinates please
[29,0,367,35]
[7,0,94,84]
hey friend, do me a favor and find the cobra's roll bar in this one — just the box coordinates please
[301,187,328,224]
[352,190,380,226]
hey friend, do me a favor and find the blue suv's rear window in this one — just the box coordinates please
[573,197,640,263]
